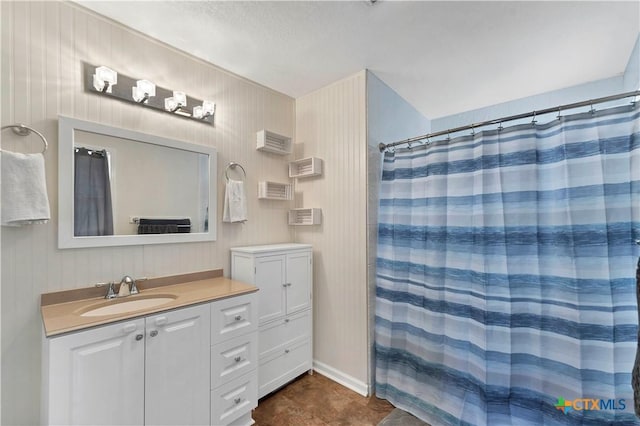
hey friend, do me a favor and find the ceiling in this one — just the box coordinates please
[76,1,639,120]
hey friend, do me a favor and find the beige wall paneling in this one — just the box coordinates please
[1,2,294,424]
[294,71,369,394]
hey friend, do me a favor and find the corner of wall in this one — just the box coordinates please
[294,70,369,389]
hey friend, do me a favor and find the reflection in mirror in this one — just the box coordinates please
[73,131,209,236]
[59,116,217,248]
[74,145,113,236]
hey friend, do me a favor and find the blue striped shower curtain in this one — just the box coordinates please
[375,104,640,425]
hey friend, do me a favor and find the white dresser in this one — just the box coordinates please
[230,243,313,398]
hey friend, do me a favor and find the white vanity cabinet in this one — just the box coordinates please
[231,244,313,398]
[43,303,211,426]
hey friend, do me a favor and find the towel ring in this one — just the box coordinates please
[1,124,48,153]
[225,162,246,181]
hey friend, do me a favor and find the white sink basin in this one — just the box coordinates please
[80,296,176,317]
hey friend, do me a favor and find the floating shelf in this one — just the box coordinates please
[258,181,293,200]
[289,157,323,178]
[256,130,292,155]
[288,208,322,226]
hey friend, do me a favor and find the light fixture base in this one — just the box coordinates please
[83,62,214,126]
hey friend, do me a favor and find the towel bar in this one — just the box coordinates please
[1,124,48,153]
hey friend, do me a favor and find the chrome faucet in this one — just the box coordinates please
[102,275,145,299]
[117,275,139,297]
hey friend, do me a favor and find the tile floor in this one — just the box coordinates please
[252,372,395,425]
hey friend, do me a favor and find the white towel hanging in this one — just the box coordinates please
[1,151,51,226]
[223,179,247,223]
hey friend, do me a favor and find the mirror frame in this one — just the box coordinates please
[58,115,217,249]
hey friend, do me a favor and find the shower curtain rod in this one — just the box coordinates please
[379,90,640,152]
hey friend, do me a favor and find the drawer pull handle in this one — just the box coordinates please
[149,330,158,337]
[122,323,137,334]
[135,334,144,341]
[285,349,290,354]
[283,283,291,287]
[234,356,242,363]
[234,315,242,321]
[284,318,290,323]
[234,397,242,405]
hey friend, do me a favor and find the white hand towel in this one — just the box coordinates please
[223,179,247,223]
[1,151,51,226]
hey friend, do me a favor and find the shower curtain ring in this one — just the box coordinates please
[497,122,503,132]
[556,107,562,120]
[589,102,596,114]
[531,111,537,126]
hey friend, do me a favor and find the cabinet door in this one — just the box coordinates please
[286,251,312,314]
[145,304,210,426]
[255,255,286,323]
[46,319,145,425]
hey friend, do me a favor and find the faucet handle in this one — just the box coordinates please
[105,282,117,299]
[130,278,139,295]
[130,277,148,295]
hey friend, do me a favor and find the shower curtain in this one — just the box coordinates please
[375,104,640,425]
[74,148,114,236]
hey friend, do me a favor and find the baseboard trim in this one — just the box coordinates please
[313,360,370,397]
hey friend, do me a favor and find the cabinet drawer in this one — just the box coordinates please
[259,309,311,358]
[211,332,258,388]
[211,371,257,426]
[211,293,257,345]
[258,338,312,398]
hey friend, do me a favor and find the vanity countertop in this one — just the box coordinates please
[41,270,257,337]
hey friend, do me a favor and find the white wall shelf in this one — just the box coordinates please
[258,181,293,200]
[289,157,323,178]
[288,208,322,226]
[256,130,292,155]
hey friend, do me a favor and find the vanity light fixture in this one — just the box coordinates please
[193,100,215,119]
[84,63,215,125]
[93,66,117,93]
[132,80,156,103]
[165,91,187,113]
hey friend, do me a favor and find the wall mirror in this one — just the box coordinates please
[58,116,217,248]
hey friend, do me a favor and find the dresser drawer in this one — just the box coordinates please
[211,371,257,426]
[211,293,257,345]
[258,337,312,398]
[259,309,311,358]
[211,332,258,389]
